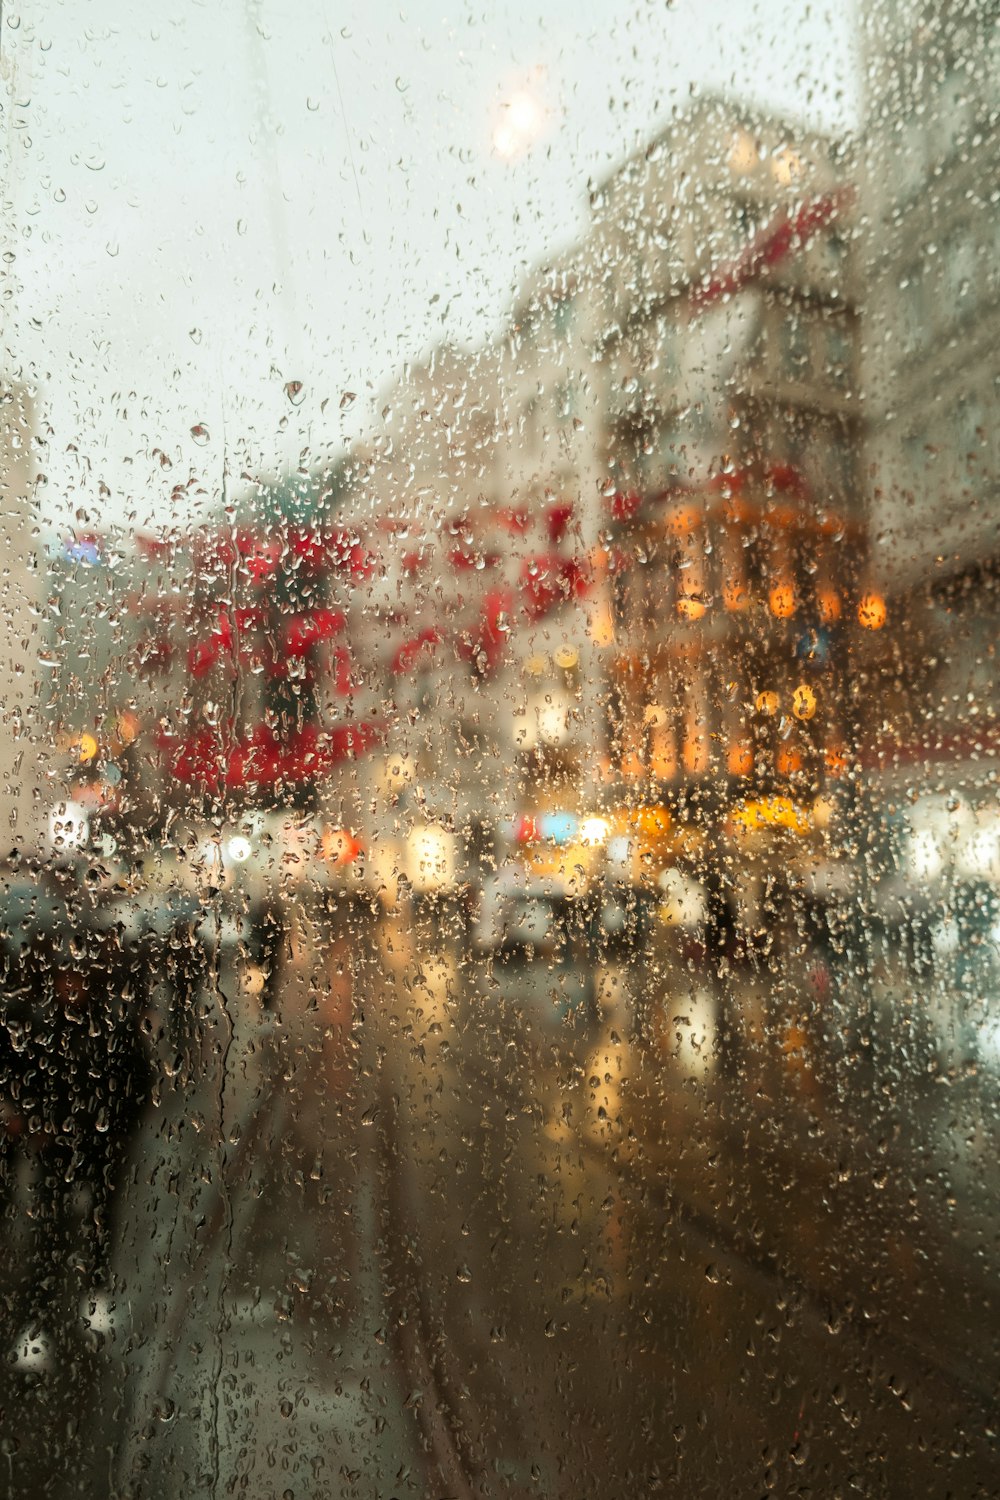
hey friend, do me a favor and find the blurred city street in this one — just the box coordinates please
[2,904,997,1498]
[1,2,998,1494]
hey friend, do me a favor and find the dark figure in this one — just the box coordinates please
[702,867,740,1078]
[0,860,152,1351]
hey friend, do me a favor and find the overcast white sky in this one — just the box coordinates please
[2,0,860,532]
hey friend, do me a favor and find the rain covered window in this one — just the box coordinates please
[1,1,999,1495]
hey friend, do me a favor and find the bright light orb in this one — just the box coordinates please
[508,91,540,136]
[579,816,610,847]
[493,88,545,159]
[493,124,519,159]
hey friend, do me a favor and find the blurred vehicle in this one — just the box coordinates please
[586,883,659,963]
[473,873,596,1029]
[496,890,568,959]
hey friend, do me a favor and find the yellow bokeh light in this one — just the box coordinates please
[731,796,810,836]
[579,816,610,847]
[77,733,98,763]
[728,129,757,175]
[792,684,817,720]
[772,146,802,186]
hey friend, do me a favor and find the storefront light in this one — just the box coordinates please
[791,683,817,720]
[858,592,887,630]
[538,811,578,844]
[579,816,610,846]
[48,801,89,852]
[407,825,456,891]
[769,580,797,619]
[818,588,842,624]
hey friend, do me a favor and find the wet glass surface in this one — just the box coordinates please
[0,2,998,1495]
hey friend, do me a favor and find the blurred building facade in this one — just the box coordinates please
[0,380,57,859]
[860,1,1000,809]
[589,98,863,819]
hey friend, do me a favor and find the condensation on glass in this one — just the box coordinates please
[0,2,997,1495]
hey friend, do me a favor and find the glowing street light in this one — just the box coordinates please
[493,86,546,159]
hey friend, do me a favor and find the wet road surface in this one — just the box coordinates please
[1,915,998,1497]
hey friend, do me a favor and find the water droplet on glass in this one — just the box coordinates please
[285,380,305,406]
[339,391,356,410]
[190,424,210,445]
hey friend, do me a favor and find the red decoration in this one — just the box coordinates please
[689,187,853,312]
[546,502,575,545]
[158,720,386,791]
[391,627,444,677]
[609,490,642,522]
[520,554,590,621]
[284,608,346,655]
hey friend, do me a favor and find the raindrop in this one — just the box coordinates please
[339,391,356,410]
[190,424,210,445]
[189,328,202,345]
[285,380,305,406]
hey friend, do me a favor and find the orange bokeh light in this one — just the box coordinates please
[857,592,887,629]
[727,743,753,776]
[817,588,841,624]
[769,580,797,618]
